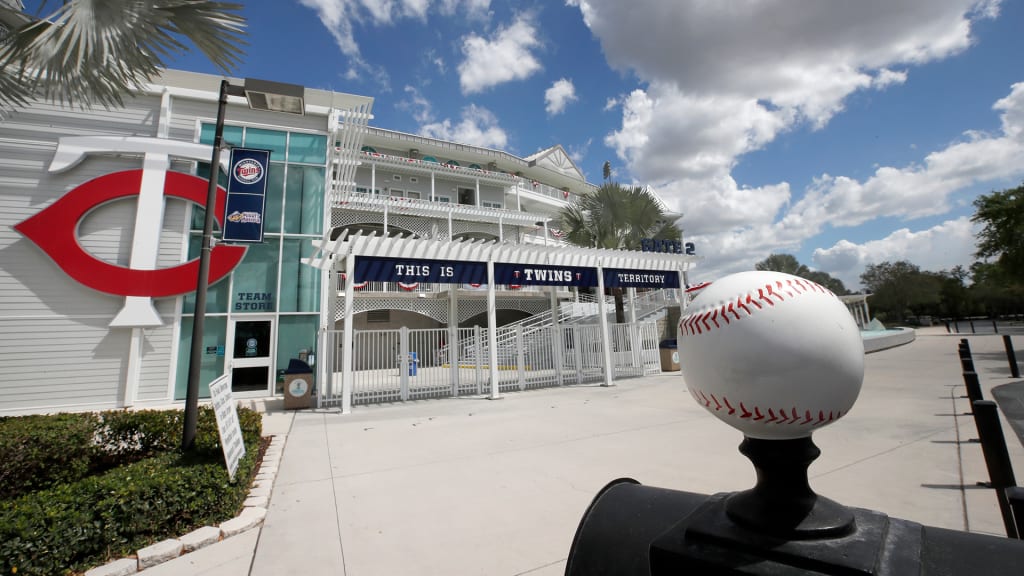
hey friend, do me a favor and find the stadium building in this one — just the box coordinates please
[0,68,697,416]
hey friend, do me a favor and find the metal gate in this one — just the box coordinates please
[318,322,661,408]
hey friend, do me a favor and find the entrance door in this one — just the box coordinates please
[228,316,275,395]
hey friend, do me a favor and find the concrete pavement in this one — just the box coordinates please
[151,326,1024,575]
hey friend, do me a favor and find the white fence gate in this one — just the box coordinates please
[318,322,661,408]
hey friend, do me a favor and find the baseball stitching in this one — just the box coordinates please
[680,278,833,336]
[688,386,841,427]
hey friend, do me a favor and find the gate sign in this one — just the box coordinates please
[222,148,271,244]
[355,256,487,284]
[493,263,596,287]
[604,268,680,289]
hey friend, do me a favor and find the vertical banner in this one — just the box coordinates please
[222,148,271,243]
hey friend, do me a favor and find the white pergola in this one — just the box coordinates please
[306,232,700,412]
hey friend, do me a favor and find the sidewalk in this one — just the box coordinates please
[154,327,1024,575]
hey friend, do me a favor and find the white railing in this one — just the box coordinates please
[318,322,660,407]
[336,277,553,296]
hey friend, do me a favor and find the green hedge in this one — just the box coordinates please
[0,406,263,576]
[0,412,101,500]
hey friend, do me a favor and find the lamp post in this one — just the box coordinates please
[182,77,305,451]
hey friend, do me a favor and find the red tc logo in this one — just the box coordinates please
[15,170,246,298]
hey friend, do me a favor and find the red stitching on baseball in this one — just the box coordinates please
[680,279,829,338]
[688,388,837,428]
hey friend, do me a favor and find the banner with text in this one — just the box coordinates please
[355,256,487,284]
[493,263,596,287]
[603,268,680,289]
[222,147,270,244]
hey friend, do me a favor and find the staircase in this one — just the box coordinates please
[451,289,681,365]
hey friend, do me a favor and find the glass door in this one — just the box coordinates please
[227,316,275,395]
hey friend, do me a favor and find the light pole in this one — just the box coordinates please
[183,77,305,450]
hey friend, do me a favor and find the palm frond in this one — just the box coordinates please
[0,0,245,110]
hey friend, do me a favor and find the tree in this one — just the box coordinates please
[860,261,940,323]
[755,253,809,277]
[602,160,611,183]
[754,253,849,295]
[972,183,1024,284]
[0,1,246,112]
[968,261,1024,317]
[558,182,677,322]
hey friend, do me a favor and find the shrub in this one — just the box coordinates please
[0,406,263,576]
[0,413,100,500]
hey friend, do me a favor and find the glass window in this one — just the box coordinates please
[181,234,230,314]
[199,124,243,148]
[244,128,287,161]
[230,239,279,313]
[284,165,324,235]
[264,163,285,234]
[189,162,229,230]
[174,315,227,400]
[288,133,327,164]
[276,315,318,394]
[280,238,321,312]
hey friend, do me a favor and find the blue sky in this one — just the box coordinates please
[33,1,1024,289]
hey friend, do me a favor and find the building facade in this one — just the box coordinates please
[0,68,695,416]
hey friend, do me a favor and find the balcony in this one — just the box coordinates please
[356,150,518,185]
[332,189,549,227]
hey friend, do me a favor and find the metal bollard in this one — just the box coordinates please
[962,371,984,404]
[972,400,1018,538]
[1009,487,1024,542]
[1003,335,1020,379]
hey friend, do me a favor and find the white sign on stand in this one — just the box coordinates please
[209,374,246,481]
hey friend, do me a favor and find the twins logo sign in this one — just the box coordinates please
[13,136,248,328]
[221,148,270,244]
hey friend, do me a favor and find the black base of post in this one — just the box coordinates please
[650,494,923,574]
[725,437,855,538]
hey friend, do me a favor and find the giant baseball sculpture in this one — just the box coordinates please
[678,271,864,440]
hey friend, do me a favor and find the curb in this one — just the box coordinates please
[84,433,286,576]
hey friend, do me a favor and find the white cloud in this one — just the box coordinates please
[577,1,989,126]
[457,14,543,94]
[545,78,578,115]
[419,104,509,148]
[812,218,979,290]
[299,0,492,57]
[575,1,1015,284]
[398,86,435,124]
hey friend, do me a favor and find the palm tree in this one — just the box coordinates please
[0,0,246,112]
[559,182,679,322]
[602,160,611,183]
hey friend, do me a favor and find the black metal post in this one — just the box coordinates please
[970,319,976,334]
[1004,335,1020,379]
[1008,487,1024,541]
[972,400,1018,538]
[962,371,983,404]
[992,318,999,333]
[183,79,230,451]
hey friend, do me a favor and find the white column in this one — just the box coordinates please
[341,251,356,414]
[449,285,459,395]
[430,171,435,202]
[596,264,613,386]
[550,287,563,386]
[487,259,500,399]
